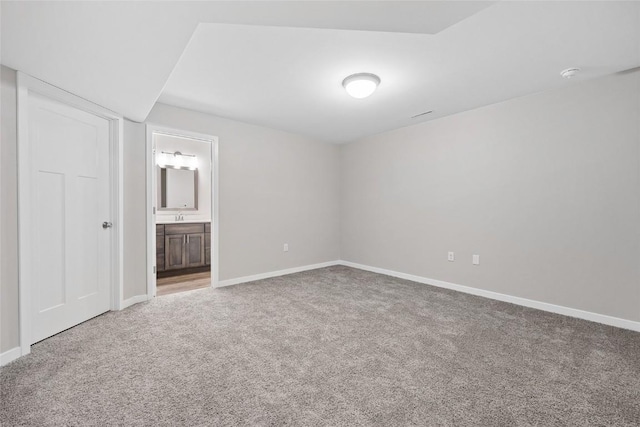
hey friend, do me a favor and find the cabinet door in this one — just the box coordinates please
[156,224,165,272]
[185,233,205,268]
[156,235,165,272]
[165,234,187,270]
[204,232,211,266]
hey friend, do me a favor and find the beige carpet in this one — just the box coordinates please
[1,266,639,426]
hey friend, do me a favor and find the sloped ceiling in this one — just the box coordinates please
[1,1,492,122]
[2,1,639,142]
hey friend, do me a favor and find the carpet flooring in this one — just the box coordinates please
[1,266,639,426]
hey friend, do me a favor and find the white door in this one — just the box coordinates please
[28,93,111,343]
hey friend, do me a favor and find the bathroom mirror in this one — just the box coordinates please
[158,166,198,210]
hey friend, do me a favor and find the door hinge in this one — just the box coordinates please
[153,266,156,274]
[153,206,156,214]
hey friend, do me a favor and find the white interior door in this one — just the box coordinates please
[28,92,111,343]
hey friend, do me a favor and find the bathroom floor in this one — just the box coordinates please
[156,272,211,296]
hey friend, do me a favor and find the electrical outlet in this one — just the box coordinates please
[448,251,455,262]
[473,254,480,265]
[284,243,289,252]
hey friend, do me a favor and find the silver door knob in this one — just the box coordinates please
[102,221,113,229]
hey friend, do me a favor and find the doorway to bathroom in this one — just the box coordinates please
[146,126,219,297]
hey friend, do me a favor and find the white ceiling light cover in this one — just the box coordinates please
[342,73,381,99]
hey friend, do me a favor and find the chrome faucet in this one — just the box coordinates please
[175,212,184,221]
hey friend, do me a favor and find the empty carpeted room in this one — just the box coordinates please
[1,1,640,425]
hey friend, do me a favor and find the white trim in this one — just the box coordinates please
[17,73,31,357]
[145,125,220,299]
[338,261,640,332]
[0,60,3,370]
[16,72,124,356]
[0,347,22,367]
[211,139,220,286]
[120,295,150,310]
[145,125,155,299]
[112,117,125,311]
[215,261,341,288]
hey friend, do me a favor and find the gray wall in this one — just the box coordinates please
[0,72,341,352]
[1,65,19,353]
[0,69,151,350]
[123,120,148,300]
[145,103,341,281]
[341,70,640,322]
[2,65,638,353]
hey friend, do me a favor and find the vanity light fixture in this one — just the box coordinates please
[342,73,381,99]
[157,151,198,170]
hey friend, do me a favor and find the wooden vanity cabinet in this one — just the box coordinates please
[156,224,165,272]
[185,232,205,268]
[205,223,211,266]
[165,233,188,270]
[156,222,211,274]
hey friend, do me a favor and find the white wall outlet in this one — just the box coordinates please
[283,243,289,252]
[473,254,480,265]
[448,251,455,262]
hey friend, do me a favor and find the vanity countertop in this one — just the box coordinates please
[156,219,211,225]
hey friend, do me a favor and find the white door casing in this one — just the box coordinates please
[145,125,219,299]
[17,72,124,356]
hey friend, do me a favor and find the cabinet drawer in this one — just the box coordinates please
[165,223,205,235]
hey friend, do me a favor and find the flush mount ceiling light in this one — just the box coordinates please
[342,73,381,99]
[560,68,580,79]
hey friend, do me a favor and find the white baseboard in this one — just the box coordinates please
[3,260,635,369]
[339,260,640,333]
[1,346,22,367]
[120,294,149,310]
[215,260,341,288]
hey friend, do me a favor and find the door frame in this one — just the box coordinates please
[16,72,124,357]
[145,125,219,299]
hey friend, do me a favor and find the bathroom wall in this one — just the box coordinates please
[154,133,212,223]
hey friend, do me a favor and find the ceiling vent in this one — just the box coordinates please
[411,111,433,119]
